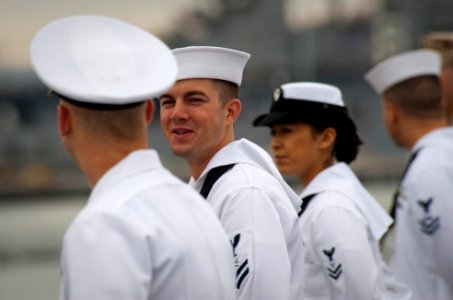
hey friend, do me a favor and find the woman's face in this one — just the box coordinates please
[270,123,333,185]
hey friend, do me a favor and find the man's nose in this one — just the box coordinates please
[170,101,189,122]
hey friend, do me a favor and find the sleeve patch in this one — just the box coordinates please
[417,197,441,235]
[319,244,344,282]
[230,230,253,290]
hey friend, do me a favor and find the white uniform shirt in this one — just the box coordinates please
[299,163,411,300]
[60,149,237,300]
[390,127,453,300]
[189,139,305,300]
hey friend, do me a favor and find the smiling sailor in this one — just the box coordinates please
[365,49,453,300]
[30,15,237,300]
[159,46,305,300]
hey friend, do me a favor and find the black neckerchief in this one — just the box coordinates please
[298,193,318,217]
[200,164,236,199]
[389,149,422,219]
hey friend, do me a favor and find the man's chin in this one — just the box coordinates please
[170,146,191,159]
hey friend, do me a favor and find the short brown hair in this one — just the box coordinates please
[212,79,239,105]
[384,75,443,118]
[68,101,148,142]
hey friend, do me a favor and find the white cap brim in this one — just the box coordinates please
[173,46,250,86]
[280,82,344,107]
[365,49,441,95]
[30,15,177,105]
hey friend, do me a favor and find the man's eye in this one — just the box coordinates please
[160,99,174,106]
[189,98,204,104]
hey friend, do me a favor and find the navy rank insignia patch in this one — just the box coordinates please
[417,197,440,236]
[230,232,252,290]
[322,247,342,280]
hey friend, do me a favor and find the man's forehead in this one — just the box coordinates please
[170,78,217,93]
[163,79,218,95]
[176,78,217,87]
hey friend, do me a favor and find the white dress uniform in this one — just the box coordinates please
[189,138,305,300]
[60,150,237,300]
[299,162,411,300]
[389,127,453,300]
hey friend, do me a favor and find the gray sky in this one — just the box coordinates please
[285,0,380,30]
[0,0,199,69]
[0,0,380,70]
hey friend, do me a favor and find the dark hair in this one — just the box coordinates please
[384,75,443,118]
[310,116,363,164]
[212,79,239,105]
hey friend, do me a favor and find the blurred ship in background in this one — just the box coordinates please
[3,0,452,198]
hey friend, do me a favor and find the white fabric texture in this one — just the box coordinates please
[189,139,305,300]
[390,127,453,300]
[60,150,236,300]
[299,163,411,300]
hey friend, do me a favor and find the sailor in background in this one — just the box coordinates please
[365,49,453,300]
[421,32,453,125]
[159,46,305,300]
[253,82,411,300]
[30,15,236,300]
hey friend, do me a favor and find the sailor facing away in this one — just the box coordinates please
[366,49,453,300]
[253,82,411,300]
[30,15,236,300]
[159,46,305,300]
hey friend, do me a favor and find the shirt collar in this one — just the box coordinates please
[413,127,453,153]
[88,149,162,204]
[191,138,302,211]
[301,162,393,240]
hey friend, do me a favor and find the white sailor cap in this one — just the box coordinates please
[278,82,344,106]
[364,49,441,95]
[253,82,351,127]
[30,15,177,109]
[172,46,250,86]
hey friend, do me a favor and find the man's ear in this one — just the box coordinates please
[382,98,399,126]
[145,100,154,126]
[225,98,241,123]
[57,102,71,137]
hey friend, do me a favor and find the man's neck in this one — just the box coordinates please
[189,159,211,182]
[77,141,148,187]
[405,118,446,150]
[188,139,235,181]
